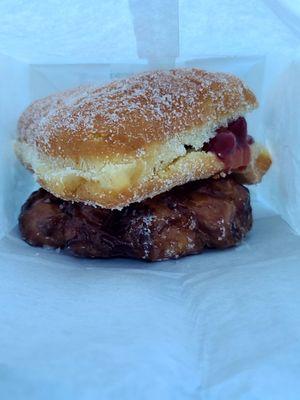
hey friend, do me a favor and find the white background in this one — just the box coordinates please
[0,1,300,399]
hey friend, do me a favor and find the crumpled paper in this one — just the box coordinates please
[1,204,300,399]
[1,1,300,398]
[0,0,299,63]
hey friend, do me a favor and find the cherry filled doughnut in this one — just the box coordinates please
[15,68,271,261]
[15,68,271,210]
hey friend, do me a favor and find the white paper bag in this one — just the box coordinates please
[0,1,300,399]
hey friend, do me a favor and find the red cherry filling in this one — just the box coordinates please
[204,117,253,170]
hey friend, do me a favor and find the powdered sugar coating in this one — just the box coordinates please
[17,68,257,159]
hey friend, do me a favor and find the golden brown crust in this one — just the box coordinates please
[15,140,224,208]
[15,140,270,209]
[233,144,272,184]
[15,68,266,209]
[17,68,257,160]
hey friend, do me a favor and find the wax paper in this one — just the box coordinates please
[0,1,300,399]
